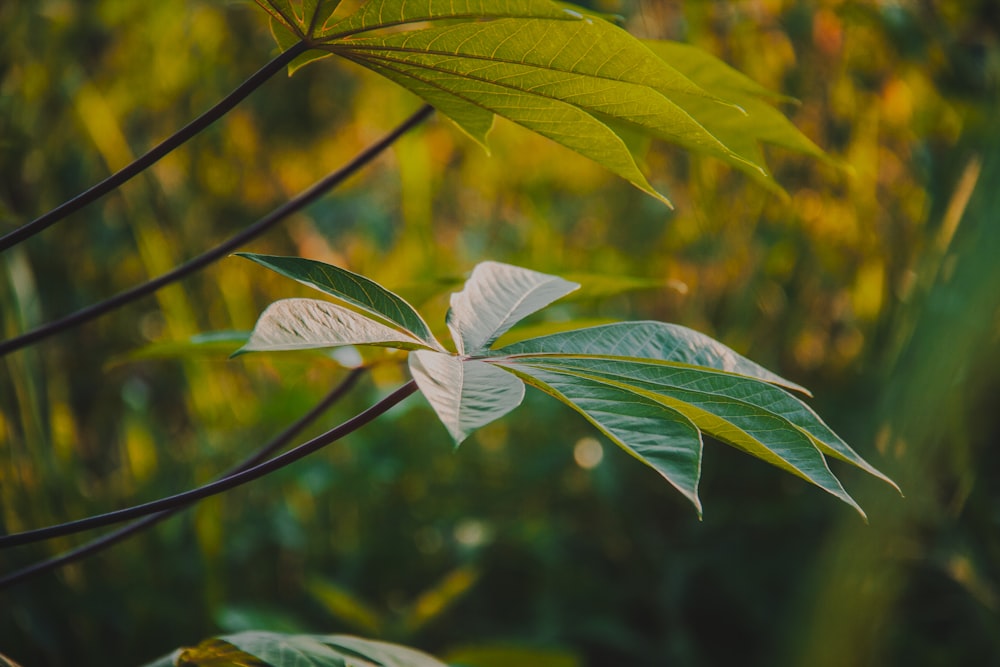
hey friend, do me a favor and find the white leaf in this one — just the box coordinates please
[239,298,430,354]
[447,262,579,355]
[409,351,525,445]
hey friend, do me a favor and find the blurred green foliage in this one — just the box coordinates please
[1,0,999,665]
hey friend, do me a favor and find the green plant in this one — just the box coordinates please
[0,0,901,664]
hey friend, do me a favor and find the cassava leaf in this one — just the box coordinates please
[152,632,450,667]
[319,634,451,666]
[409,350,525,444]
[643,40,832,187]
[330,18,760,202]
[238,254,443,350]
[319,0,580,37]
[500,362,703,514]
[237,298,431,354]
[522,355,896,490]
[447,261,579,355]
[256,0,341,38]
[507,356,866,516]
[490,321,809,395]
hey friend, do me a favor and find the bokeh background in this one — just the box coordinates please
[2,0,999,665]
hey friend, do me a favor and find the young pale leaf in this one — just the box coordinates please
[491,321,809,395]
[320,634,451,667]
[213,631,447,667]
[447,262,579,355]
[502,363,703,514]
[511,357,865,517]
[238,253,443,350]
[409,351,525,445]
[238,298,431,354]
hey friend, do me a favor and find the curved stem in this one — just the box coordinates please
[0,366,365,591]
[0,104,435,358]
[0,380,417,550]
[0,41,311,253]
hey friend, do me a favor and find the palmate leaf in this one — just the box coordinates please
[255,0,824,203]
[154,631,448,667]
[239,257,894,516]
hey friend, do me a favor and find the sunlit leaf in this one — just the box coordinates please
[491,321,809,395]
[319,0,579,37]
[330,18,756,203]
[507,356,867,516]
[238,253,443,350]
[409,350,525,444]
[256,0,341,38]
[256,1,830,201]
[501,362,703,514]
[237,298,431,354]
[643,39,832,187]
[317,635,450,667]
[447,261,579,355]
[176,637,269,666]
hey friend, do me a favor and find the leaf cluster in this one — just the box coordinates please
[239,255,897,518]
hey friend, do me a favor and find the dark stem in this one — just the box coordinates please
[0,380,417,551]
[0,366,365,591]
[0,104,435,358]
[0,41,311,253]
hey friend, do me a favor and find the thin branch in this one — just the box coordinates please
[0,41,311,253]
[0,104,435,358]
[0,380,417,550]
[0,366,365,591]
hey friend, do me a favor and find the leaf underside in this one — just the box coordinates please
[410,351,525,444]
[166,631,448,667]
[447,261,579,355]
[237,298,430,354]
[237,253,443,350]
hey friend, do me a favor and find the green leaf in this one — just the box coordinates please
[491,321,809,395]
[319,0,581,38]
[330,17,757,203]
[409,350,525,444]
[238,253,443,350]
[256,0,341,38]
[447,261,579,355]
[543,355,896,489]
[237,298,431,355]
[643,39,832,188]
[509,356,868,516]
[501,362,703,514]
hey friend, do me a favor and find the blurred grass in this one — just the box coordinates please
[1,0,999,665]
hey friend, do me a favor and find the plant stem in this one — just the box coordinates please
[0,104,435,358]
[0,380,417,551]
[0,366,365,591]
[0,41,311,253]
